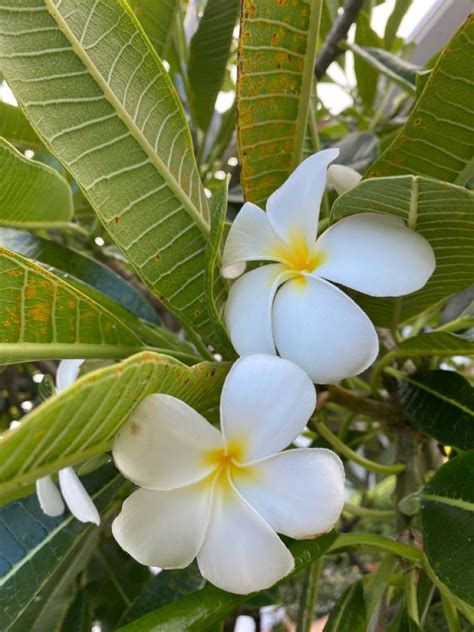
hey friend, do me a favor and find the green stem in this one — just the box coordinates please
[441,592,462,632]
[343,502,396,521]
[181,322,215,362]
[328,533,423,563]
[404,569,420,625]
[435,315,474,333]
[313,421,405,475]
[325,383,400,423]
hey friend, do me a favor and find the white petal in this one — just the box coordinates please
[58,467,100,525]
[113,394,223,490]
[266,149,339,247]
[221,202,288,278]
[36,475,65,517]
[327,164,362,194]
[197,477,294,594]
[225,264,290,356]
[273,276,378,383]
[315,213,435,297]
[56,359,85,392]
[112,481,213,568]
[233,448,345,539]
[220,354,316,462]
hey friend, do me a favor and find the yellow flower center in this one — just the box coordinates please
[270,234,326,274]
[203,439,258,495]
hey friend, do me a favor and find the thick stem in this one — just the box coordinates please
[315,0,365,79]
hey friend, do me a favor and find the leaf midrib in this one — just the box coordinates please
[45,0,209,236]
[404,376,474,417]
[421,493,474,513]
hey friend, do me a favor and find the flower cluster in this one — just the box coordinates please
[36,150,435,595]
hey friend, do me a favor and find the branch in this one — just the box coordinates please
[315,0,365,79]
[322,383,401,424]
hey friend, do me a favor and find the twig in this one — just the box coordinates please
[315,0,365,79]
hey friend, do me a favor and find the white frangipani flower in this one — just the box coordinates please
[222,149,435,384]
[36,359,100,525]
[112,354,345,595]
[327,163,362,194]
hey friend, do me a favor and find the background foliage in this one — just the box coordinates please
[0,0,473,630]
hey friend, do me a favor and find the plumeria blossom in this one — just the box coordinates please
[112,354,345,595]
[222,149,435,384]
[36,359,100,525]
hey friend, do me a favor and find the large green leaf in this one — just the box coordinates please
[367,16,474,185]
[0,465,121,631]
[0,102,41,147]
[0,352,228,497]
[0,246,144,364]
[0,228,158,323]
[0,137,73,228]
[324,579,367,632]
[331,176,474,327]
[237,0,322,207]
[0,0,226,343]
[188,0,239,131]
[119,533,336,632]
[420,451,474,606]
[129,0,179,57]
[399,370,474,450]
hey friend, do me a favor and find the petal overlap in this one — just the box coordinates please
[225,263,291,356]
[197,476,294,594]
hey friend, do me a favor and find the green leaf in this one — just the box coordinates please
[366,16,474,185]
[237,0,323,206]
[0,465,122,631]
[0,102,42,148]
[84,538,150,630]
[420,451,474,607]
[60,588,93,632]
[0,351,228,497]
[399,370,474,450]
[0,228,159,324]
[0,0,226,343]
[188,0,240,131]
[354,11,382,110]
[118,532,337,632]
[0,246,145,364]
[121,564,204,626]
[0,137,73,228]
[129,0,180,57]
[331,176,474,328]
[346,43,420,95]
[324,579,367,632]
[384,0,411,50]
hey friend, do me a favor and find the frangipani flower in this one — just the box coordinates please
[112,354,345,595]
[36,359,100,525]
[222,149,435,383]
